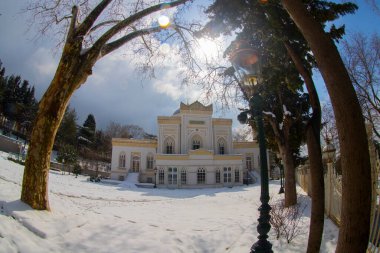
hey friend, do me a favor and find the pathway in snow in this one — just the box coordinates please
[119,172,139,188]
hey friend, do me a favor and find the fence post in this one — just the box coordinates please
[325,162,334,217]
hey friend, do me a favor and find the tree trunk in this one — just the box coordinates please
[21,40,89,210]
[305,125,324,253]
[284,41,324,253]
[281,1,372,252]
[280,145,297,207]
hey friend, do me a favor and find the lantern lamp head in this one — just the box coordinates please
[228,40,261,87]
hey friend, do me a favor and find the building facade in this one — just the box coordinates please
[110,101,265,188]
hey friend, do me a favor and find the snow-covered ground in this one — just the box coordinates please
[0,152,339,253]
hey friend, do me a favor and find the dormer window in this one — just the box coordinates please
[192,135,202,150]
[218,138,227,155]
[193,140,200,150]
[164,137,175,154]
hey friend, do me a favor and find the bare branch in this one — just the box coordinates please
[66,6,78,42]
[75,0,113,37]
[100,26,162,57]
[88,20,122,34]
[90,0,190,54]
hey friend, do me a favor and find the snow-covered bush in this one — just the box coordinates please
[270,196,307,243]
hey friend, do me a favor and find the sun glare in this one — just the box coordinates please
[158,15,170,28]
[197,38,220,59]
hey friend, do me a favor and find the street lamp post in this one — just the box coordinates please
[279,163,284,194]
[229,40,273,253]
[276,153,285,194]
[154,168,157,188]
[62,158,65,175]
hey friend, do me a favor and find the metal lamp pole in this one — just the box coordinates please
[229,40,273,253]
[249,94,273,253]
[279,164,285,194]
[154,168,157,188]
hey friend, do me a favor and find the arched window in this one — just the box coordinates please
[192,135,202,150]
[131,155,140,172]
[217,138,227,155]
[164,137,175,154]
[147,153,154,170]
[119,152,126,168]
[197,168,206,184]
[215,169,221,184]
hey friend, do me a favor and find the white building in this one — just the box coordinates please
[111,101,266,188]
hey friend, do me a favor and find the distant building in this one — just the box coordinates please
[110,101,267,188]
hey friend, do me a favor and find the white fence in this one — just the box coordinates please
[295,137,379,251]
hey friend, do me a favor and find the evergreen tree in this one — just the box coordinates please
[78,114,96,147]
[0,68,38,137]
[202,1,358,251]
[55,106,78,148]
[57,144,78,174]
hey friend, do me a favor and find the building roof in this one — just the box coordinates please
[179,101,213,115]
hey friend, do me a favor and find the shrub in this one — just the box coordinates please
[269,196,307,243]
[73,163,82,177]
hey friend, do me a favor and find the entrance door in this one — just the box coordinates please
[132,156,140,172]
[168,167,178,186]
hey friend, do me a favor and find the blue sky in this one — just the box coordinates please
[0,1,379,134]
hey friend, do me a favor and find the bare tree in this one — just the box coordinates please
[21,0,193,210]
[365,0,380,15]
[342,33,380,139]
[321,102,339,148]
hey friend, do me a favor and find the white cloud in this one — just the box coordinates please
[29,47,57,77]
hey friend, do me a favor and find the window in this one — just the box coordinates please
[168,167,178,185]
[181,170,187,185]
[119,152,126,168]
[147,153,154,170]
[235,169,240,183]
[164,137,175,154]
[197,168,206,184]
[215,169,221,184]
[246,156,252,170]
[217,138,226,155]
[224,167,232,183]
[132,155,140,172]
[159,169,165,184]
[192,135,202,150]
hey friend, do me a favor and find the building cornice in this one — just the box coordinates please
[112,138,157,148]
[157,116,181,124]
[233,141,259,149]
[156,152,242,161]
[212,118,232,126]
[214,155,243,161]
[156,154,189,160]
[188,149,213,156]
